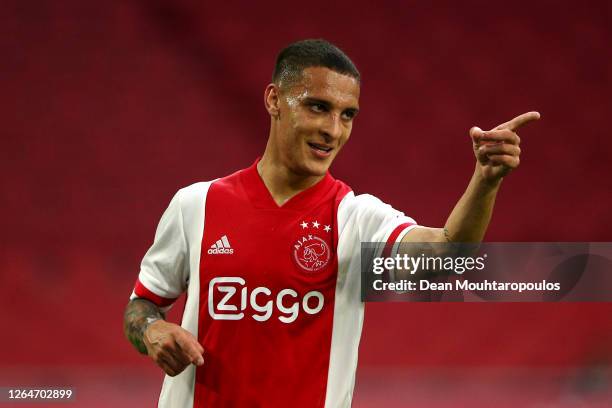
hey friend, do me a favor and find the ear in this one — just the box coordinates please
[264,83,281,119]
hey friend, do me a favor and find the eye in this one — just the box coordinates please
[341,110,357,121]
[310,103,327,113]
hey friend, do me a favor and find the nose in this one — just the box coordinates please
[320,113,343,142]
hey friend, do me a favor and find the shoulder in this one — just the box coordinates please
[337,192,387,230]
[166,181,217,226]
[172,166,246,214]
[338,192,392,215]
[176,181,216,204]
[338,191,415,227]
[175,164,249,202]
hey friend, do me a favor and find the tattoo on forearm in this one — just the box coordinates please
[123,298,164,355]
[443,227,451,242]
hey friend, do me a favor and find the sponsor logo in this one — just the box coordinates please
[208,235,234,255]
[208,277,324,323]
[293,234,330,272]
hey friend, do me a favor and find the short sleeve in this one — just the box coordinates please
[339,193,417,248]
[130,191,189,309]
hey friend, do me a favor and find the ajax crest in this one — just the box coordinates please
[293,234,331,272]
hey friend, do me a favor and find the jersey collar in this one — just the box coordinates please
[240,158,336,210]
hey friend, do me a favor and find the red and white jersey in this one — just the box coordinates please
[131,160,416,408]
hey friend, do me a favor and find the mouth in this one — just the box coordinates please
[307,142,333,158]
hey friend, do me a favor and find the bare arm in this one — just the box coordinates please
[405,111,540,244]
[406,167,501,244]
[123,298,205,376]
[123,298,165,354]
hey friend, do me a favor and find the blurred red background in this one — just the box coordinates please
[1,0,611,406]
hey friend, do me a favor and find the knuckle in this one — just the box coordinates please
[176,331,190,342]
[172,334,184,346]
[161,342,174,352]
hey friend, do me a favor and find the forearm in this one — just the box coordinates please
[443,165,501,243]
[405,112,538,245]
[123,298,165,355]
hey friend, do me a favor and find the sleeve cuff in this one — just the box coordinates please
[383,221,418,259]
[131,278,178,307]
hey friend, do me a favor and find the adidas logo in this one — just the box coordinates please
[208,235,234,255]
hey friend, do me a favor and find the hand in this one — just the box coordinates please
[143,320,205,377]
[470,111,540,182]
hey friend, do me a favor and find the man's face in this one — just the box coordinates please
[271,66,360,177]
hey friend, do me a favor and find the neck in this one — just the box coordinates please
[257,151,324,207]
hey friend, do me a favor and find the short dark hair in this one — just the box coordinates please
[272,39,360,89]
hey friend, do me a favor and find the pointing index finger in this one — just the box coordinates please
[494,111,541,131]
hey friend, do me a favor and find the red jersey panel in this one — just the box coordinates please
[195,164,350,407]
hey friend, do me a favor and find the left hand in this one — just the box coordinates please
[470,111,540,182]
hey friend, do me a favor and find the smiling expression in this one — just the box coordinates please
[268,66,360,177]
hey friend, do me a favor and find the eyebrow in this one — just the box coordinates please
[303,97,359,114]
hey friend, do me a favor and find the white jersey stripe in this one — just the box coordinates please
[325,192,417,408]
[157,181,213,408]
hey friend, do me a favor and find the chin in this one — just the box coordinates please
[311,160,333,176]
[296,160,330,178]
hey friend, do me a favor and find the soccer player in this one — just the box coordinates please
[123,39,539,407]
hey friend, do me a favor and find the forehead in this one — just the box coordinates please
[288,67,360,108]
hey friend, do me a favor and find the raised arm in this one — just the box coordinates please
[123,298,204,376]
[405,111,540,243]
